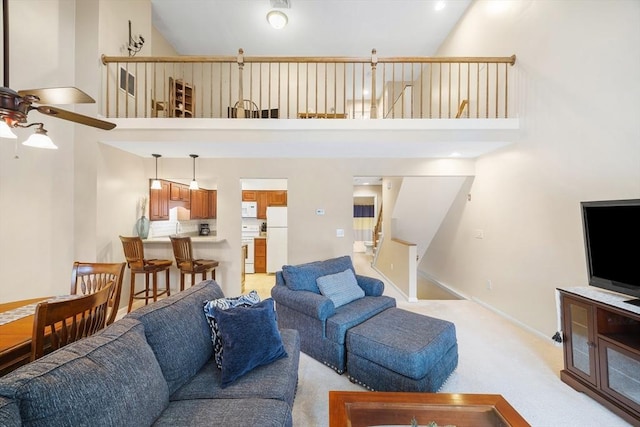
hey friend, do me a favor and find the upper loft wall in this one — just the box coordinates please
[422,0,640,337]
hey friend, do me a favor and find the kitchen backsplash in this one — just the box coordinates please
[149,207,216,237]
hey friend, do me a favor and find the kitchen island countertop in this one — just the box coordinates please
[142,235,226,244]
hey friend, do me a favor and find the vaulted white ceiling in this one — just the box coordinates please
[151,0,473,57]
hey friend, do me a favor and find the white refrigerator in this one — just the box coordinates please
[266,207,288,273]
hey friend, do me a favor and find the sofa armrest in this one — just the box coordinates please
[271,284,336,321]
[356,274,385,296]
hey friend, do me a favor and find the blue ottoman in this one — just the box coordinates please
[346,308,458,392]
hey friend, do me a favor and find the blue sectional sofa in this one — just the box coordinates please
[0,280,300,427]
[271,255,396,373]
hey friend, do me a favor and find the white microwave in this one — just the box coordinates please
[241,201,258,218]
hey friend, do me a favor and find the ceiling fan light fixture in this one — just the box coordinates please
[267,10,288,29]
[22,126,58,150]
[189,154,200,190]
[0,120,18,139]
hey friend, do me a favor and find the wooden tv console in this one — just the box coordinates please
[558,287,640,424]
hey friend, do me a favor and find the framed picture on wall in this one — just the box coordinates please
[119,67,135,97]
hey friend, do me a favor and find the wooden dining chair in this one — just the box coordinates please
[119,236,172,312]
[31,283,112,361]
[169,235,219,291]
[70,262,126,325]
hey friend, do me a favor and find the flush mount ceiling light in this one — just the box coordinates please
[267,10,288,29]
[189,154,199,190]
[150,153,162,190]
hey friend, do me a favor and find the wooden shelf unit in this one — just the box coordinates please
[169,78,195,118]
[559,288,640,425]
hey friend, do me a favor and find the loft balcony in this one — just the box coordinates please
[99,50,520,158]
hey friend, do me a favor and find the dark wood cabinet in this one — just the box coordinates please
[559,288,640,424]
[149,179,170,220]
[254,238,266,273]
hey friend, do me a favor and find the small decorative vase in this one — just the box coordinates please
[136,215,150,239]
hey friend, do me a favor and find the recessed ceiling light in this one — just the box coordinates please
[435,1,446,11]
[450,151,461,157]
[363,89,369,95]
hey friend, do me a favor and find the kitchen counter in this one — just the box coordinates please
[143,235,226,244]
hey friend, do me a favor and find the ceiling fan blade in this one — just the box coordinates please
[36,105,116,130]
[18,87,95,104]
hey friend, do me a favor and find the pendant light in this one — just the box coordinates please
[189,154,199,190]
[150,154,162,189]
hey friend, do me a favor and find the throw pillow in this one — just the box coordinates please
[203,290,261,369]
[211,298,288,387]
[282,255,355,293]
[316,268,365,308]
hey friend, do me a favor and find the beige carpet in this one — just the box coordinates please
[289,254,631,427]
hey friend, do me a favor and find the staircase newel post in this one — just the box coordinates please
[237,48,245,119]
[370,48,378,119]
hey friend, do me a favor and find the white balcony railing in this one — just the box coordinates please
[101,50,516,120]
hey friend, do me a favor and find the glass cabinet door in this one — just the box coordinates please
[563,297,597,385]
[600,339,640,409]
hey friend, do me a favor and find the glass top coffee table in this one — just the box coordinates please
[329,391,530,427]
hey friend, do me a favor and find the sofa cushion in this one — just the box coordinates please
[317,268,365,308]
[210,298,288,387]
[0,318,169,427]
[154,398,292,427]
[203,290,261,369]
[325,295,397,344]
[282,255,355,293]
[0,397,20,427]
[170,329,300,408]
[126,280,224,395]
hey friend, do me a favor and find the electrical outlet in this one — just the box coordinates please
[390,263,394,270]
[486,279,492,290]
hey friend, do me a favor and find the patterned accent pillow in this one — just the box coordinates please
[316,268,365,308]
[203,290,261,369]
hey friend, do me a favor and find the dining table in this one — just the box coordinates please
[0,297,52,376]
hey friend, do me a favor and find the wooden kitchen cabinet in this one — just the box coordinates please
[242,190,257,201]
[243,190,287,219]
[257,191,269,219]
[208,190,217,219]
[267,190,287,206]
[190,189,208,219]
[149,179,170,220]
[170,182,190,201]
[254,238,267,273]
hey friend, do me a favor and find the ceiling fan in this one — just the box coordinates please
[1,0,115,149]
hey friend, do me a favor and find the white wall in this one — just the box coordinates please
[0,0,78,302]
[420,0,640,336]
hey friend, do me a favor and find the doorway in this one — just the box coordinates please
[240,178,288,299]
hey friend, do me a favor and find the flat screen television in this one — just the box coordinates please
[581,199,640,306]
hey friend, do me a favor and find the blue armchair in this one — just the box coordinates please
[271,256,395,373]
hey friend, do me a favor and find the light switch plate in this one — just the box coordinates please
[336,229,344,237]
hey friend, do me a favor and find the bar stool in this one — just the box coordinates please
[119,236,172,312]
[169,235,219,291]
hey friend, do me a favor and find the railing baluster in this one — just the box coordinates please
[100,52,515,120]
